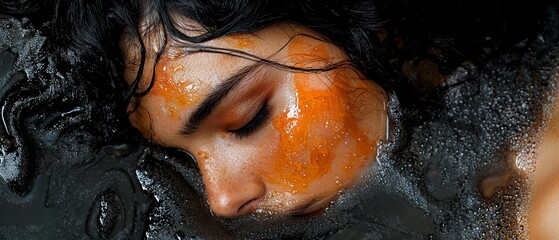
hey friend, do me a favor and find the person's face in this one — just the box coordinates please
[122,21,388,217]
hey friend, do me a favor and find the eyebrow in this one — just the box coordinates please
[180,63,261,136]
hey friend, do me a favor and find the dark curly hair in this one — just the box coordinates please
[0,0,559,239]
[1,1,559,239]
[2,0,554,109]
[3,0,554,118]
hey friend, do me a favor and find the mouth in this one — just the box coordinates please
[288,201,317,216]
[288,196,336,216]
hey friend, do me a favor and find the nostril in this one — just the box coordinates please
[237,198,259,215]
[209,194,257,218]
[206,179,266,217]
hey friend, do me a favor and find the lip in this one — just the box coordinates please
[288,196,336,216]
[288,201,316,216]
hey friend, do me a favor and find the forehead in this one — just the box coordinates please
[162,24,326,73]
[122,25,346,112]
[122,21,345,116]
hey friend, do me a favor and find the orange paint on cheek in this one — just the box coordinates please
[264,37,380,194]
[268,76,377,193]
[149,57,203,118]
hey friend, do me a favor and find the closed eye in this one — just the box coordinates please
[229,102,271,139]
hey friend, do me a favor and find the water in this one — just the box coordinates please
[1,9,559,239]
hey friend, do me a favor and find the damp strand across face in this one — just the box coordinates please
[122,21,388,217]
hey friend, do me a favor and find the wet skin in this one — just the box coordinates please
[528,72,559,240]
[122,22,388,217]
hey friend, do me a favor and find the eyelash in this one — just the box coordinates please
[229,102,271,139]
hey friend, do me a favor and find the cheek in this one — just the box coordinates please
[263,69,386,194]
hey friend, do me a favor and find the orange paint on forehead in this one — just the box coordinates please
[287,36,331,67]
[225,34,256,49]
[149,56,204,118]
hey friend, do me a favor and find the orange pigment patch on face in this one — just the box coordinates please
[287,36,331,68]
[225,34,256,49]
[149,57,203,118]
[197,151,209,161]
[268,72,377,193]
[265,38,378,193]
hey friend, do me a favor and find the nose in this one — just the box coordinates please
[203,172,266,217]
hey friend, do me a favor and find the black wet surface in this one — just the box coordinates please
[1,8,559,240]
